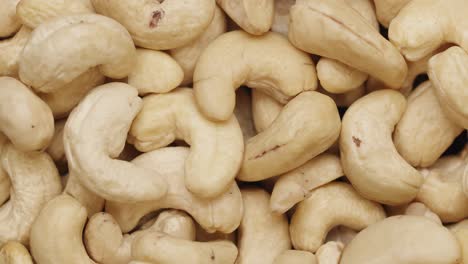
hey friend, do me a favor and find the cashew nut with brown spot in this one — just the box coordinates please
[0,241,33,264]
[0,0,21,38]
[217,0,274,35]
[274,250,317,264]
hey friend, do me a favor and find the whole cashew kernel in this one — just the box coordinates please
[449,220,468,264]
[19,14,136,93]
[274,250,317,264]
[0,241,33,264]
[91,0,216,50]
[316,241,344,264]
[64,82,167,203]
[340,215,461,264]
[217,0,274,35]
[237,91,340,182]
[129,88,244,198]
[290,182,385,252]
[0,27,31,77]
[193,30,317,121]
[373,0,411,28]
[340,90,423,205]
[404,202,442,225]
[0,0,21,37]
[237,188,291,264]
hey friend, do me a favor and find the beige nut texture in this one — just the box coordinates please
[389,0,468,61]
[316,241,344,264]
[64,171,105,217]
[289,0,407,89]
[373,0,411,28]
[0,77,54,152]
[0,241,33,264]
[340,215,461,264]
[128,49,183,95]
[449,220,468,264]
[193,30,317,121]
[129,88,244,198]
[270,153,344,214]
[290,182,385,252]
[238,91,341,182]
[0,143,62,246]
[251,90,283,133]
[85,210,195,264]
[237,188,290,264]
[273,250,317,264]
[271,0,295,37]
[340,90,423,205]
[64,82,167,203]
[106,147,243,234]
[0,27,31,77]
[170,5,227,86]
[217,0,274,35]
[404,202,442,225]
[30,194,95,264]
[19,14,136,93]
[16,0,95,29]
[91,0,216,50]
[428,46,468,129]
[0,0,21,37]
[394,81,463,167]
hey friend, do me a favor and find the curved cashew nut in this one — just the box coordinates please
[128,49,183,95]
[85,210,195,264]
[91,0,216,50]
[340,90,423,205]
[389,0,468,61]
[340,215,461,264]
[64,82,167,203]
[0,0,21,37]
[106,147,243,234]
[290,182,385,252]
[428,46,468,129]
[0,77,54,152]
[170,5,226,86]
[0,241,33,264]
[217,0,274,35]
[237,188,290,264]
[30,194,95,264]
[270,153,344,214]
[16,0,95,29]
[404,202,442,225]
[289,0,407,89]
[19,14,136,93]
[238,91,341,182]
[316,241,344,264]
[251,90,283,133]
[271,0,295,37]
[193,30,317,121]
[394,81,463,167]
[373,0,411,28]
[129,88,244,198]
[0,27,31,77]
[449,220,468,264]
[274,250,317,264]
[64,172,105,217]
[0,143,62,246]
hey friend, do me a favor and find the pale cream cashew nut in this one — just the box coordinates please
[217,0,274,35]
[0,241,33,264]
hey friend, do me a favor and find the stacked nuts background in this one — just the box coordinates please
[0,0,467,263]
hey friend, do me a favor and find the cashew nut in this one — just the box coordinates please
[217,0,274,35]
[0,0,21,37]
[373,0,411,28]
[274,250,317,264]
[404,202,442,225]
[316,241,344,264]
[449,220,468,264]
[129,88,243,198]
[193,30,317,121]
[290,182,385,252]
[0,27,31,77]
[0,241,33,264]
[340,90,423,205]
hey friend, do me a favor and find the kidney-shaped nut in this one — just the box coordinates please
[64,82,167,203]
[238,91,340,182]
[449,220,468,264]
[0,27,31,77]
[19,14,136,93]
[194,30,317,121]
[217,0,274,35]
[251,90,283,133]
[274,250,317,264]
[237,188,290,264]
[0,77,54,152]
[340,215,461,264]
[270,153,344,214]
[394,81,463,167]
[16,0,95,29]
[129,88,243,198]
[91,0,215,50]
[290,182,385,252]
[106,147,243,234]
[340,90,423,205]
[428,46,468,129]
[0,241,33,264]
[85,210,195,264]
[373,0,411,28]
[0,0,21,37]
[289,0,407,89]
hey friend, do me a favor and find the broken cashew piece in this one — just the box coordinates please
[129,88,243,198]
[238,91,340,182]
[217,0,274,35]
[19,14,136,93]
[237,188,291,264]
[373,0,411,28]
[270,153,344,214]
[194,30,317,121]
[0,77,54,152]
[340,90,423,205]
[106,147,243,234]
[340,215,461,264]
[64,82,167,203]
[274,250,317,264]
[290,182,385,252]
[0,0,21,37]
[91,0,216,50]
[404,202,442,225]
[316,241,344,264]
[0,27,31,77]
[0,241,33,264]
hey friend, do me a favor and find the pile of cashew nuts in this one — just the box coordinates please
[0,0,467,263]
